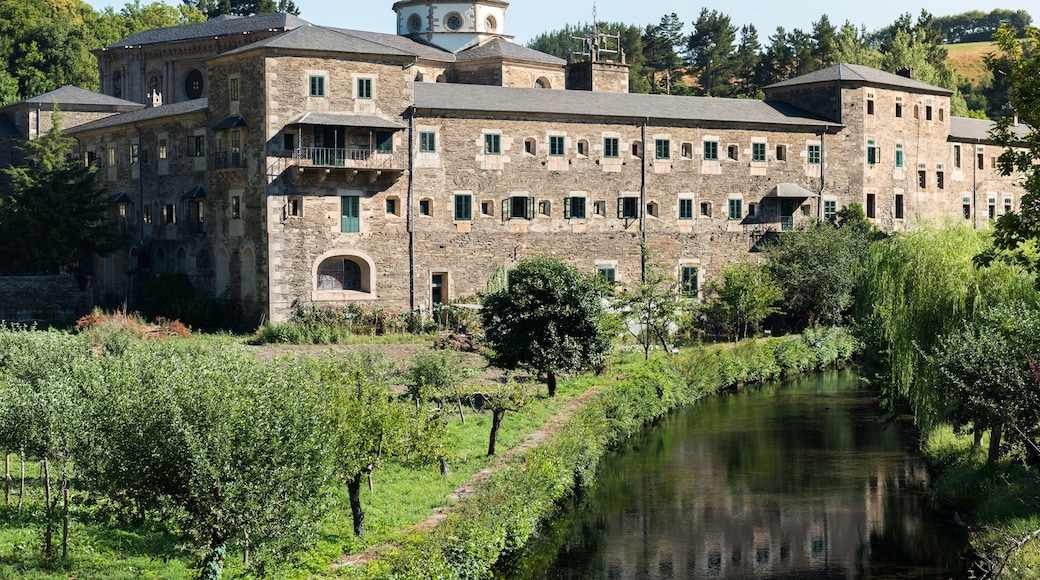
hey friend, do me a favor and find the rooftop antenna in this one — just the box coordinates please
[571,0,622,63]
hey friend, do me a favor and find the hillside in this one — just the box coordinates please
[946,41,996,87]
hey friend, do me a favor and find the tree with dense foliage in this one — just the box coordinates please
[686,9,738,96]
[181,0,298,19]
[856,225,1035,427]
[643,14,687,94]
[480,256,612,397]
[935,9,1033,44]
[701,262,782,340]
[977,25,1040,275]
[765,204,880,329]
[0,117,118,275]
[77,342,335,579]
[931,303,1040,466]
[733,24,762,97]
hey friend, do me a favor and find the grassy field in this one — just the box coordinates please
[946,41,997,86]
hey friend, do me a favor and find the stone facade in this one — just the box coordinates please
[22,5,1024,324]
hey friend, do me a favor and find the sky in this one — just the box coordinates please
[84,1,1037,45]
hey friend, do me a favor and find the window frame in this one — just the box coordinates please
[617,196,639,220]
[309,75,326,98]
[727,198,743,221]
[340,195,361,233]
[603,137,620,159]
[356,77,373,100]
[752,142,766,163]
[703,140,719,161]
[484,133,501,155]
[454,193,473,221]
[895,144,904,168]
[680,265,699,298]
[419,131,436,153]
[807,144,821,165]
[678,198,694,220]
[564,196,587,220]
[549,135,565,157]
[655,138,671,160]
[823,200,837,221]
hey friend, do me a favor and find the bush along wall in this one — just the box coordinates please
[374,328,858,579]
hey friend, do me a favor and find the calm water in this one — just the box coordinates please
[501,371,969,579]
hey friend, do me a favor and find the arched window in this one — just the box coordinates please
[318,257,363,291]
[534,77,550,89]
[176,247,187,272]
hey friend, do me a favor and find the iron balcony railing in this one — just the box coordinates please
[293,147,403,169]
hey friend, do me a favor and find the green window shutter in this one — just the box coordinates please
[564,197,572,219]
[502,198,509,220]
[526,196,535,219]
[341,196,360,232]
[454,194,471,220]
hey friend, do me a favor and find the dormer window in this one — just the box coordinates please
[445,12,463,30]
[485,15,496,32]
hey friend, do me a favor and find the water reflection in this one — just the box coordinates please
[503,372,968,579]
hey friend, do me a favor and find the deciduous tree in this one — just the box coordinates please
[701,263,782,341]
[480,256,612,397]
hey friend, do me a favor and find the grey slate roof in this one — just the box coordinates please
[413,83,838,128]
[68,99,208,134]
[106,13,308,49]
[949,116,1031,142]
[764,63,953,96]
[22,85,142,109]
[220,25,455,62]
[455,38,565,65]
[290,113,406,130]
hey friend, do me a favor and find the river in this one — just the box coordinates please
[501,371,969,579]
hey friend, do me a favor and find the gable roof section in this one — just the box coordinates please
[413,83,838,128]
[950,116,1031,143]
[22,85,142,109]
[764,63,952,96]
[219,25,455,62]
[68,99,208,134]
[106,13,308,49]
[455,38,565,65]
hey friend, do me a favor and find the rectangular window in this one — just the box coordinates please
[594,201,606,216]
[895,144,904,168]
[357,77,372,99]
[680,266,699,298]
[867,140,879,165]
[953,144,961,169]
[700,202,712,217]
[163,204,176,225]
[484,133,501,155]
[141,148,149,164]
[866,193,876,218]
[727,145,739,160]
[143,204,152,224]
[283,133,295,151]
[655,138,670,160]
[158,139,168,160]
[419,131,436,153]
[603,137,619,158]
[963,197,971,219]
[288,197,302,217]
[1005,198,1013,214]
[341,195,360,233]
[419,199,431,216]
[895,194,905,219]
[564,196,586,219]
[926,106,933,121]
[808,144,821,165]
[895,103,903,118]
[481,200,493,216]
[549,135,565,156]
[618,196,639,219]
[309,75,325,97]
[375,131,393,154]
[229,77,239,101]
[775,145,786,161]
[867,99,875,115]
[728,199,743,220]
[703,141,719,161]
[506,196,534,220]
[191,135,205,157]
[978,153,985,170]
[597,267,616,283]
[918,170,926,189]
[752,142,766,162]
[231,195,241,219]
[454,193,472,221]
[577,141,586,156]
[824,200,837,221]
[385,198,396,215]
[130,144,139,164]
[679,198,694,220]
[936,171,944,190]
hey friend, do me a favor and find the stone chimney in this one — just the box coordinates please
[147,90,163,108]
[896,67,915,79]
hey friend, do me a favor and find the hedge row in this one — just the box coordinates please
[363,328,858,579]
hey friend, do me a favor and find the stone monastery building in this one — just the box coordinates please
[0,1,1026,322]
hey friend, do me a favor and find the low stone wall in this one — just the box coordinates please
[0,275,92,324]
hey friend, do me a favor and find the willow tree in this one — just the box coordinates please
[856,224,1035,425]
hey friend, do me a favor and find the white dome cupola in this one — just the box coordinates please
[393,1,512,52]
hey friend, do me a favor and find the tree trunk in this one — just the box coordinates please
[17,451,24,512]
[243,529,249,567]
[61,471,69,560]
[456,395,466,424]
[439,456,450,477]
[199,535,227,580]
[44,458,53,559]
[547,371,557,398]
[987,423,1003,467]
[488,409,505,456]
[5,452,9,506]
[368,471,374,492]
[974,428,984,448]
[347,473,365,538]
